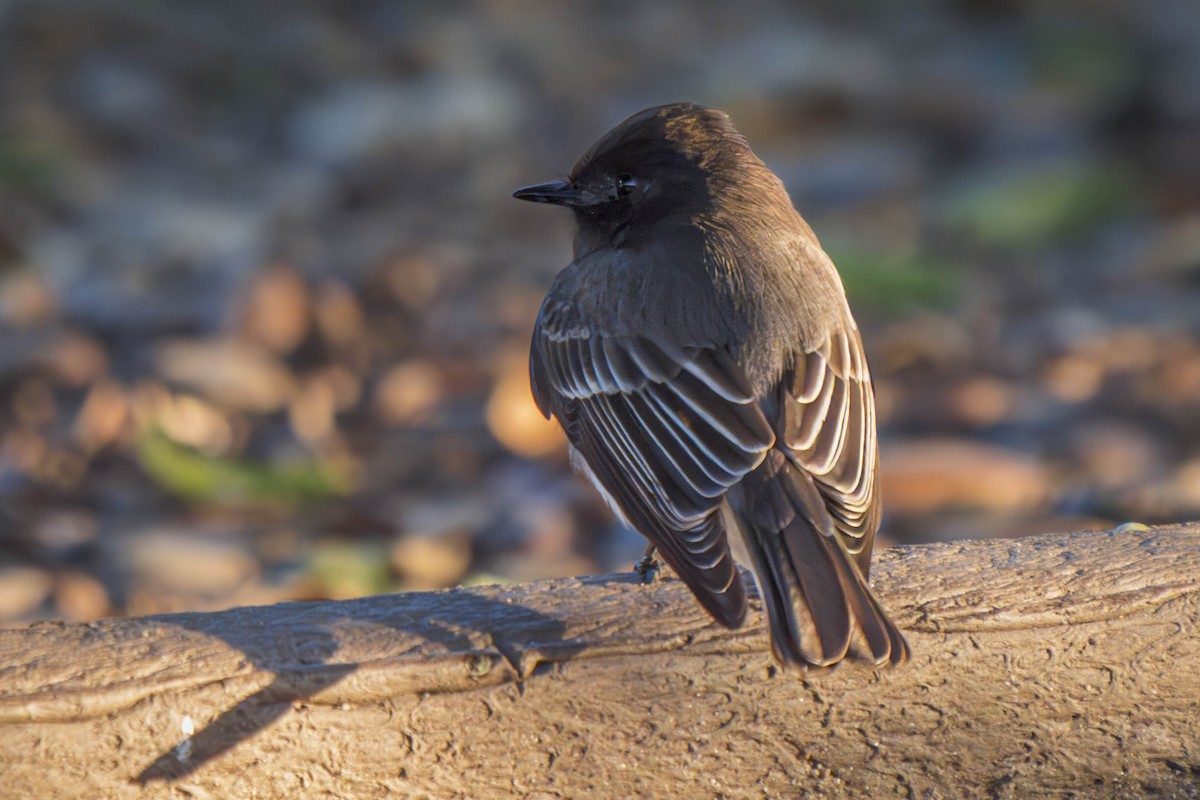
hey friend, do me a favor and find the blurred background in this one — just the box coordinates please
[1,1,1198,625]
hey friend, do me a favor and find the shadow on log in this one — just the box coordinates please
[1,524,1199,798]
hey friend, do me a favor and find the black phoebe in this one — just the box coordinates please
[513,103,907,666]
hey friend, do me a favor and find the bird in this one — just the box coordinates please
[512,103,908,667]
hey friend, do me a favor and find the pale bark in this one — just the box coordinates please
[1,524,1198,798]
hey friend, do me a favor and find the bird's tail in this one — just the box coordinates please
[729,455,908,667]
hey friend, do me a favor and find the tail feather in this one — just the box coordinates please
[778,508,852,663]
[840,558,910,665]
[729,454,907,667]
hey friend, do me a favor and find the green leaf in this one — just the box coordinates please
[827,247,961,315]
[137,428,353,506]
[939,162,1137,248]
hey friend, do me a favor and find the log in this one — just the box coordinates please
[1,524,1198,799]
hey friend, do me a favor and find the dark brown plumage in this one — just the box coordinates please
[513,103,908,667]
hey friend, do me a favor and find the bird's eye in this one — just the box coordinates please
[615,174,637,196]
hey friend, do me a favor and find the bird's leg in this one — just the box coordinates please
[635,543,661,584]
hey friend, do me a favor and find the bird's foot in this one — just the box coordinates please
[634,553,662,584]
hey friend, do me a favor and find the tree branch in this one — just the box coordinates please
[2,524,1198,798]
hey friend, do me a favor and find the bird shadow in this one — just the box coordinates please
[134,589,568,784]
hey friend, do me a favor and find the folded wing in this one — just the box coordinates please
[531,327,775,627]
[775,326,881,574]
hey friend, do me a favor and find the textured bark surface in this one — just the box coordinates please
[1,524,1198,799]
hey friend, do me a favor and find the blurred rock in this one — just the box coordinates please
[1126,458,1200,519]
[1,429,49,476]
[34,331,108,388]
[238,264,312,354]
[379,498,479,586]
[1069,420,1166,491]
[1041,353,1105,404]
[156,338,296,413]
[1083,327,1159,374]
[391,531,471,590]
[289,373,337,444]
[53,570,111,622]
[314,281,366,350]
[0,271,58,328]
[316,364,362,411]
[73,379,131,451]
[484,284,550,332]
[12,377,56,427]
[882,439,1053,515]
[1166,459,1200,512]
[946,376,1019,427]
[0,566,53,620]
[31,509,98,558]
[141,386,236,455]
[375,360,443,425]
[1144,334,1200,405]
[486,357,565,457]
[372,251,445,311]
[254,526,303,565]
[126,527,259,596]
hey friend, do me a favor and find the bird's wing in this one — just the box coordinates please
[530,324,775,626]
[774,324,881,570]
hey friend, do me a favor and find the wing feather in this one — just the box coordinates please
[780,327,881,562]
[531,326,774,624]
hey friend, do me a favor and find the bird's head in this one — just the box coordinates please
[514,103,775,253]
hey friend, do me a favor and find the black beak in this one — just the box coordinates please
[512,180,601,207]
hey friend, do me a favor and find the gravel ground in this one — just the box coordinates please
[0,1,1197,624]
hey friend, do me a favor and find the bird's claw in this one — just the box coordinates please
[635,554,662,584]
